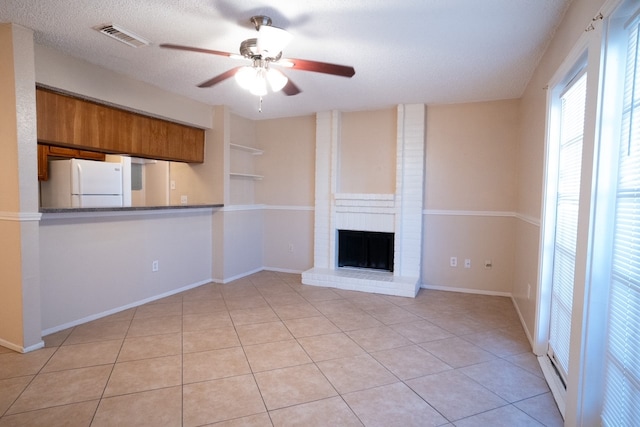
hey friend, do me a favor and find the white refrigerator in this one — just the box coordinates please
[41,158,129,208]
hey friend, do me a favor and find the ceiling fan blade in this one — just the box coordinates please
[198,67,242,88]
[281,79,301,96]
[159,43,235,58]
[281,58,355,78]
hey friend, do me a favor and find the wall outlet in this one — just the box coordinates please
[288,243,294,253]
[152,260,159,272]
[464,258,471,268]
[450,256,457,267]
[180,195,188,204]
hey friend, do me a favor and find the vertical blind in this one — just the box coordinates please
[548,71,588,380]
[602,17,640,426]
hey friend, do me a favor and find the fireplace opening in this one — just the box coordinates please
[338,230,394,272]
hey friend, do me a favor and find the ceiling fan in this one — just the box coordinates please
[160,15,355,97]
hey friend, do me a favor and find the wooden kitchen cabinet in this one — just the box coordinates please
[37,144,107,181]
[47,145,106,160]
[37,144,49,181]
[36,87,205,163]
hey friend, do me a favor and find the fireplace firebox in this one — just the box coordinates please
[338,230,394,272]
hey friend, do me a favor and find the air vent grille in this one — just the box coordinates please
[95,24,149,48]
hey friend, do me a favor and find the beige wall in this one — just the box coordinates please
[513,0,606,339]
[425,100,519,211]
[145,161,170,206]
[262,209,314,272]
[422,100,519,294]
[256,115,316,206]
[423,215,516,294]
[169,130,224,206]
[339,109,396,194]
[255,115,316,273]
[0,26,20,212]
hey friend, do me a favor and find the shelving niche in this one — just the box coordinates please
[230,143,264,156]
[230,143,263,180]
[228,141,263,205]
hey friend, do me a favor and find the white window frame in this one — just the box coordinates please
[537,48,590,420]
[536,5,612,424]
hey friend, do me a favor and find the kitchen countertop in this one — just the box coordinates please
[40,204,223,214]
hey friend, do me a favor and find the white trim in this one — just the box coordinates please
[512,295,536,350]
[515,212,541,227]
[263,205,314,211]
[335,193,395,201]
[264,267,305,274]
[0,211,42,222]
[420,282,512,297]
[0,338,45,354]
[212,267,263,284]
[41,278,211,336]
[221,204,265,212]
[423,209,541,226]
[222,205,315,212]
[423,209,515,217]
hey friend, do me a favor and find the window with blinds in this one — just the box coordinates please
[548,70,588,382]
[602,15,640,426]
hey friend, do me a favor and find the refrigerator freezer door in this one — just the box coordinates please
[71,159,123,196]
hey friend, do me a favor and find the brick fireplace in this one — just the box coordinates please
[302,104,425,297]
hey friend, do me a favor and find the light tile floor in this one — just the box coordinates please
[0,271,563,426]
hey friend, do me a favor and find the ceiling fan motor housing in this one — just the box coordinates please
[240,38,282,62]
[250,15,272,30]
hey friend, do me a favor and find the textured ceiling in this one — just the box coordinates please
[1,0,571,120]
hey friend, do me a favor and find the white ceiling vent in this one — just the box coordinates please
[95,24,149,48]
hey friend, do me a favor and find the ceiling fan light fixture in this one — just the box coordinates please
[249,69,268,96]
[257,25,293,58]
[267,68,288,92]
[235,66,257,90]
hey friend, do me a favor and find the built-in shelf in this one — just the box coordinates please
[230,143,264,155]
[229,172,263,180]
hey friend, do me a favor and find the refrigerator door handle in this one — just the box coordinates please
[76,161,83,196]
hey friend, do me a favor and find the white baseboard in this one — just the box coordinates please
[41,278,212,336]
[420,282,512,297]
[216,267,264,284]
[263,267,304,274]
[511,295,535,349]
[0,337,45,354]
[213,267,304,284]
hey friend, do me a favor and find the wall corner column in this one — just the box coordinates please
[0,23,43,352]
[395,104,425,289]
